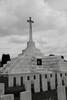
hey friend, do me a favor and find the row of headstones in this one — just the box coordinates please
[8,73,56,92]
[8,72,67,92]
[0,83,32,100]
[0,83,67,100]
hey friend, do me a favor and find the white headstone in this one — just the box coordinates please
[64,75,67,86]
[20,91,31,100]
[23,75,31,91]
[8,75,13,87]
[34,74,40,92]
[41,74,48,91]
[50,73,55,89]
[0,83,4,96]
[0,94,14,100]
[16,76,21,86]
[25,80,31,91]
[57,86,66,100]
[57,73,62,86]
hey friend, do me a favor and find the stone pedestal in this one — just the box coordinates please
[57,86,66,100]
[20,91,31,100]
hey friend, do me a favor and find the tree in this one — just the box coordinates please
[1,54,11,67]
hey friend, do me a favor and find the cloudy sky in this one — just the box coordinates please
[0,0,67,59]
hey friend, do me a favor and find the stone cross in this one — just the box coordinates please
[27,17,34,42]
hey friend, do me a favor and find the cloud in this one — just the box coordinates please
[0,35,27,58]
[0,0,65,36]
[0,0,66,37]
[45,0,67,11]
[0,0,67,58]
[8,35,27,44]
